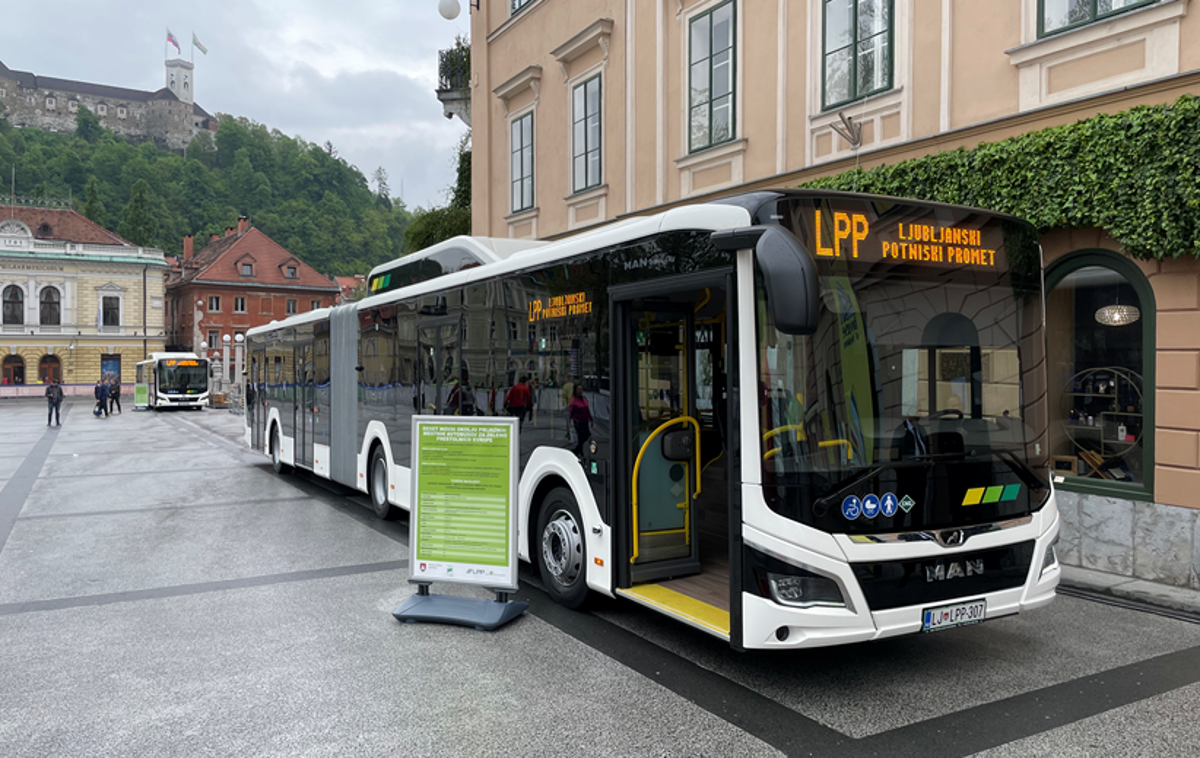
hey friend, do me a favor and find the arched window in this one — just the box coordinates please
[1045,250,1155,495]
[38,355,61,383]
[35,222,53,238]
[2,285,23,325]
[2,355,24,385]
[40,287,61,326]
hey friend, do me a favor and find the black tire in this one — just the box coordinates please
[270,425,290,475]
[369,445,396,520]
[535,487,589,609]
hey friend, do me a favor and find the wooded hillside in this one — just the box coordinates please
[0,104,418,276]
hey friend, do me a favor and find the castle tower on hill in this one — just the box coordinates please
[0,56,214,151]
[165,59,194,105]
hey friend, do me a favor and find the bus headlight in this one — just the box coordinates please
[1040,535,1060,576]
[746,546,848,610]
[768,572,846,608]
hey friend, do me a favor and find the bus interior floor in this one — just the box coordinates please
[656,529,731,611]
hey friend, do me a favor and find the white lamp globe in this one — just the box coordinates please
[438,0,461,20]
[222,334,232,343]
[200,341,208,350]
[235,334,244,343]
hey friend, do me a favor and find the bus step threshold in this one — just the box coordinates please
[616,585,730,639]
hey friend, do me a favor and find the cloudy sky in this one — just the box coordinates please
[4,0,472,209]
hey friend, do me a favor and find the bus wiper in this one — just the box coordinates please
[992,448,1050,491]
[813,459,935,513]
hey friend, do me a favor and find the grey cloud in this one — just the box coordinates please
[2,0,467,208]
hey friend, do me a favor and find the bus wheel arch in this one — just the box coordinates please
[368,441,396,520]
[533,481,589,609]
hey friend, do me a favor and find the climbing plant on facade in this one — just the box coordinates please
[803,94,1200,260]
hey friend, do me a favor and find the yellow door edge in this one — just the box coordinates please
[617,584,730,638]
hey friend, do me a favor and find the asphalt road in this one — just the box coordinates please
[1,397,1198,757]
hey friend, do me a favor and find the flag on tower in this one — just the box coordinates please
[166,29,181,54]
[192,32,208,55]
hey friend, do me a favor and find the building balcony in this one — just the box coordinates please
[436,44,472,127]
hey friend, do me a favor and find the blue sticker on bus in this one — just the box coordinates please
[862,494,881,518]
[881,492,899,518]
[841,496,862,520]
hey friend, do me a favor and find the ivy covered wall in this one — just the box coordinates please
[803,95,1200,261]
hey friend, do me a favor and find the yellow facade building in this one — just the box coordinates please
[1,204,167,395]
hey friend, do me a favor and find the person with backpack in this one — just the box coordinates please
[94,379,110,418]
[46,378,64,427]
[109,378,122,414]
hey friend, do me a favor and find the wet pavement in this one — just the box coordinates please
[1,397,1198,757]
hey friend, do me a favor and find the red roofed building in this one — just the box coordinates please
[334,275,366,303]
[164,217,339,354]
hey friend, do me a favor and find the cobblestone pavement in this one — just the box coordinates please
[1,398,1198,757]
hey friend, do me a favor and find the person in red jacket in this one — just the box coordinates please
[567,383,593,458]
[504,375,532,430]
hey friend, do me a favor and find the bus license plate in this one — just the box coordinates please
[922,599,986,632]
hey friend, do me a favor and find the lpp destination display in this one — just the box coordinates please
[409,416,519,591]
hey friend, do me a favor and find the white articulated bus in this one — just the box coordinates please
[135,352,210,409]
[245,190,1060,650]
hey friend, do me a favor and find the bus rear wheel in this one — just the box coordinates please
[369,445,396,520]
[271,427,290,475]
[536,488,588,609]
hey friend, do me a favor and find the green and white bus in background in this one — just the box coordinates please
[245,190,1060,650]
[135,352,210,409]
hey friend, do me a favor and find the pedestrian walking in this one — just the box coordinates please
[109,378,122,414]
[504,375,532,430]
[567,383,593,458]
[95,379,110,418]
[45,378,64,426]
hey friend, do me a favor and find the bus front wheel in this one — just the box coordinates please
[536,488,588,609]
[369,446,396,520]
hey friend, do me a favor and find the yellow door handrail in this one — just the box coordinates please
[631,415,700,563]
[820,439,854,461]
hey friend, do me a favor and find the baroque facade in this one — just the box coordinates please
[0,206,168,395]
[0,58,214,151]
[462,1,1200,589]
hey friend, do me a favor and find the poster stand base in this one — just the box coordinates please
[392,584,527,632]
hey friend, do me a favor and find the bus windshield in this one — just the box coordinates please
[159,360,208,393]
[755,196,1049,534]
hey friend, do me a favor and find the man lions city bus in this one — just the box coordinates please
[135,352,210,409]
[245,190,1059,650]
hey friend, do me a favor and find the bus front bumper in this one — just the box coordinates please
[739,511,1061,650]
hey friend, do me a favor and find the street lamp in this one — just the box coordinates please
[222,333,232,384]
[194,299,204,353]
[437,0,478,20]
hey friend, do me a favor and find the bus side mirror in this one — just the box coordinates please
[711,225,819,335]
[355,365,364,372]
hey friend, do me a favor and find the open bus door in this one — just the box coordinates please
[611,270,741,645]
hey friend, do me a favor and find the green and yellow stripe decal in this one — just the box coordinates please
[962,484,1021,505]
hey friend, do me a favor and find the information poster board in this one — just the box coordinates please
[409,416,519,592]
[134,383,150,408]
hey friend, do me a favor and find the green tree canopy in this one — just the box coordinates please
[117,179,158,246]
[75,104,101,143]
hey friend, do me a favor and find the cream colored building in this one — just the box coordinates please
[463,1,1200,589]
[1,206,167,395]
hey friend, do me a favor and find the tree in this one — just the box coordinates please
[117,179,158,247]
[403,205,470,252]
[75,104,102,143]
[450,134,471,210]
[323,140,338,158]
[81,177,106,226]
[185,131,218,167]
[372,166,392,210]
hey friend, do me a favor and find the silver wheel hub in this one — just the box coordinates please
[541,509,582,587]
